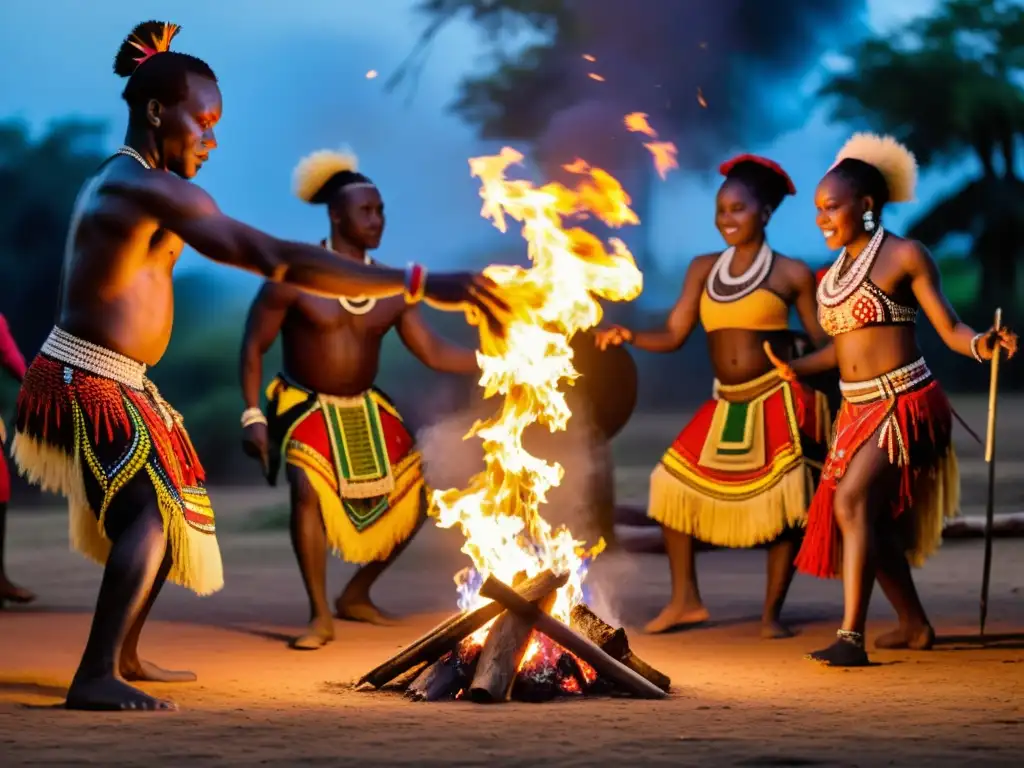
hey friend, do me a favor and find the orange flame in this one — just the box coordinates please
[623,112,679,180]
[587,73,605,82]
[432,146,643,648]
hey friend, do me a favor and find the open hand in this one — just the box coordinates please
[242,422,269,477]
[594,325,632,350]
[980,325,1018,360]
[424,271,511,341]
[763,341,797,381]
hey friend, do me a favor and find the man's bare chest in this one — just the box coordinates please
[286,295,403,335]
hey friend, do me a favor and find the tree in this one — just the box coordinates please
[0,119,109,358]
[818,0,1024,310]
[391,0,866,291]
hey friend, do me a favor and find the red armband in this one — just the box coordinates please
[404,262,427,304]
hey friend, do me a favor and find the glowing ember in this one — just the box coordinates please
[582,53,596,62]
[697,87,708,107]
[623,112,679,180]
[365,69,378,79]
[587,72,605,82]
[430,146,643,664]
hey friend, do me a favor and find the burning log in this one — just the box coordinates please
[469,588,559,703]
[407,649,479,702]
[479,575,667,700]
[570,604,671,693]
[358,569,569,689]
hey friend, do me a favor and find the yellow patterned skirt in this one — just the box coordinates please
[648,370,832,548]
[266,375,425,564]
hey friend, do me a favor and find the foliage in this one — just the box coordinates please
[818,0,1024,311]
[399,0,865,161]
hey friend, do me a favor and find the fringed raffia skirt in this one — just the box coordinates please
[795,358,960,579]
[266,375,425,564]
[648,369,832,547]
[11,327,223,595]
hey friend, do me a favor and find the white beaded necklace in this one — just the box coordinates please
[115,145,152,170]
[817,226,886,308]
[323,241,377,315]
[705,241,774,302]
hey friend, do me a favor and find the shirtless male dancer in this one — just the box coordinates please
[240,149,479,648]
[11,21,506,712]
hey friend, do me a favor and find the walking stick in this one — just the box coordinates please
[979,307,1002,638]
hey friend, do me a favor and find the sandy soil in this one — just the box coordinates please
[1,494,1022,767]
[1,397,1022,766]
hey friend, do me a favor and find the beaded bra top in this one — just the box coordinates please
[816,227,918,337]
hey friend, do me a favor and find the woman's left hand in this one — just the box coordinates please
[979,325,1018,360]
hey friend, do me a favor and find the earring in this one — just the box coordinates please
[863,210,875,232]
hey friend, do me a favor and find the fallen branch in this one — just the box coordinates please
[570,604,670,692]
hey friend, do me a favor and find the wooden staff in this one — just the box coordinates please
[979,307,1002,637]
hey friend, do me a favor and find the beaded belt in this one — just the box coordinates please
[41,326,147,391]
[839,358,932,404]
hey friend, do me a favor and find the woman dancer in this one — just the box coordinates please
[765,133,1017,666]
[0,312,34,607]
[597,155,832,638]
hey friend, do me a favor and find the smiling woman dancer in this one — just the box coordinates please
[597,155,833,638]
[765,133,1018,666]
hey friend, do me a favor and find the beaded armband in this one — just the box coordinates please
[241,407,267,428]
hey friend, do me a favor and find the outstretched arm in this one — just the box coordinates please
[0,314,27,382]
[106,173,409,299]
[240,283,297,410]
[599,256,711,353]
[905,240,1017,361]
[397,306,479,375]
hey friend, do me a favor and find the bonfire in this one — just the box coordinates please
[358,140,671,703]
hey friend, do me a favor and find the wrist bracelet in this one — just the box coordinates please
[241,407,267,428]
[970,333,984,363]
[404,263,427,304]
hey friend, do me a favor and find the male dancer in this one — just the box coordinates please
[11,21,507,712]
[0,312,34,607]
[241,150,479,649]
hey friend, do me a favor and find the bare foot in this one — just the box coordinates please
[65,675,176,711]
[290,619,335,650]
[874,623,934,650]
[643,603,710,634]
[761,619,795,640]
[0,577,36,606]
[121,658,197,683]
[335,596,400,626]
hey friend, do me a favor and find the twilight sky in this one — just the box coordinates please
[0,0,951,306]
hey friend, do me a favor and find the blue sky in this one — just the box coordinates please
[1,0,949,306]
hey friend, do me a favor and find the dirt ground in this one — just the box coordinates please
[2,398,1023,766]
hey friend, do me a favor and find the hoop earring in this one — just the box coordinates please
[863,210,875,232]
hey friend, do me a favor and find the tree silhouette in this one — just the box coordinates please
[391,0,865,286]
[819,0,1024,310]
[0,119,109,358]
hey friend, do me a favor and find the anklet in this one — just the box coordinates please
[836,629,864,648]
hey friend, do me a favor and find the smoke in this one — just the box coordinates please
[470,0,869,171]
[415,389,613,547]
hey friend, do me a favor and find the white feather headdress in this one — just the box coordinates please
[832,133,918,203]
[292,148,360,202]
